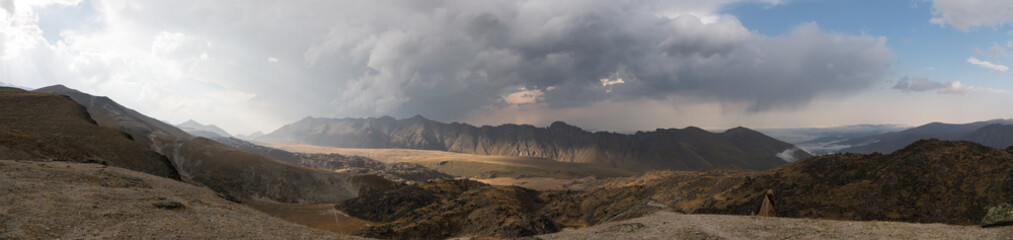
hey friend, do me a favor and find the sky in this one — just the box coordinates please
[3,0,1013,135]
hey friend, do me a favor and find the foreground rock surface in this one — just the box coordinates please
[536,211,1013,240]
[0,160,360,239]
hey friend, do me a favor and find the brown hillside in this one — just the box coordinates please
[0,160,358,239]
[33,85,194,149]
[31,85,394,204]
[0,87,178,179]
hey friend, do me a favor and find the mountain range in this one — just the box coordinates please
[758,124,911,155]
[836,119,1013,154]
[257,116,811,172]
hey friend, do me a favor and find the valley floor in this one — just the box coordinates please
[535,211,1013,240]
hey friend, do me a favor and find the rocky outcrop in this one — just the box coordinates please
[258,116,806,171]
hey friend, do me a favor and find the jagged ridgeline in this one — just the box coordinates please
[258,116,811,171]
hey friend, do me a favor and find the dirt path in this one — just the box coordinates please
[536,211,1013,240]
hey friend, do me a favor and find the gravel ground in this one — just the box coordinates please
[0,160,364,240]
[536,211,1013,240]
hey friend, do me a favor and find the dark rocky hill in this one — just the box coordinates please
[693,139,1013,225]
[258,116,808,171]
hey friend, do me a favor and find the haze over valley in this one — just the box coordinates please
[4,0,1013,239]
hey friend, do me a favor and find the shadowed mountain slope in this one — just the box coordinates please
[32,85,392,203]
[963,124,1013,149]
[0,87,179,179]
[258,116,807,171]
[838,119,1013,154]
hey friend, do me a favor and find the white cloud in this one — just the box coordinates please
[937,81,1008,95]
[502,87,546,105]
[600,72,626,93]
[967,57,1009,72]
[929,0,1013,31]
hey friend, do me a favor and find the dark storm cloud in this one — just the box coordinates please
[300,0,893,118]
[8,0,894,129]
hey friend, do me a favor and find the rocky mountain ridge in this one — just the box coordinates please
[258,116,809,171]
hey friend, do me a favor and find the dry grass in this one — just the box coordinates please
[245,202,376,235]
[537,211,1013,240]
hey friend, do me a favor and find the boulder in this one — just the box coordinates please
[981,203,1013,227]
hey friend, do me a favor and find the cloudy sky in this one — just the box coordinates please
[3,0,1013,135]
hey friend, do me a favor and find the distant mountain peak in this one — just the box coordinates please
[407,114,429,121]
[35,84,78,93]
[723,126,761,135]
[548,121,576,129]
[175,119,231,137]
